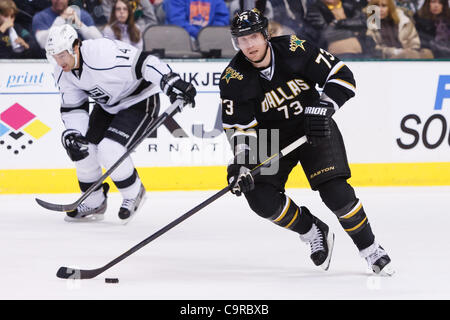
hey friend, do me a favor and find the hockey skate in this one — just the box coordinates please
[360,242,395,276]
[300,216,335,271]
[118,183,146,224]
[65,183,110,222]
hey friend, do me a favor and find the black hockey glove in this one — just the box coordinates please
[227,150,256,196]
[304,100,335,147]
[160,72,196,108]
[227,165,255,196]
[61,129,89,161]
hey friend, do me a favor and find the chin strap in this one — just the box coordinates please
[72,52,78,69]
[69,42,80,70]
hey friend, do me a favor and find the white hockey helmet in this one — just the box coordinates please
[45,24,78,64]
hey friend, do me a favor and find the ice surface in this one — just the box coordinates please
[1,186,449,300]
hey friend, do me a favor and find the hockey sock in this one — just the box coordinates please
[317,178,375,250]
[113,169,142,199]
[334,199,375,251]
[78,181,106,208]
[74,144,104,208]
[268,196,313,234]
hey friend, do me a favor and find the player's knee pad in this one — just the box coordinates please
[244,186,281,219]
[97,138,126,167]
[317,177,356,211]
[97,138,141,197]
[97,138,135,179]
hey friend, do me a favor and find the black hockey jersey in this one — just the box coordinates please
[219,35,356,149]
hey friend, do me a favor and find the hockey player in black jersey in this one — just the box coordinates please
[220,9,394,275]
[45,24,196,223]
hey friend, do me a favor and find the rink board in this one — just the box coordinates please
[0,59,449,193]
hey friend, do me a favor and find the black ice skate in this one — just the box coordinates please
[65,183,109,222]
[360,242,395,276]
[118,183,146,224]
[300,216,335,271]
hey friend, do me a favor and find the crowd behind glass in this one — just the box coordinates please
[0,0,448,59]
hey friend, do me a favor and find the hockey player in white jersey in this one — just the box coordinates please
[45,24,196,223]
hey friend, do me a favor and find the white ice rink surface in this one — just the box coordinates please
[1,186,449,300]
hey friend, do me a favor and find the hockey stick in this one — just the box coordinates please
[35,99,185,212]
[56,135,307,279]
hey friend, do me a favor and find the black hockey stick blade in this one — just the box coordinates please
[35,198,67,212]
[56,266,101,280]
[35,100,184,212]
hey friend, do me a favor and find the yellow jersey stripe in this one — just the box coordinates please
[222,119,258,130]
[333,63,345,75]
[328,78,356,93]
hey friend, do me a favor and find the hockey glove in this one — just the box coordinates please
[61,129,89,161]
[160,72,196,108]
[227,165,255,196]
[304,100,335,147]
[227,149,256,196]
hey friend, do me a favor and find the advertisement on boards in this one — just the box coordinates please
[0,60,449,191]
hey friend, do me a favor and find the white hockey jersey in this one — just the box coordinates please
[54,38,172,131]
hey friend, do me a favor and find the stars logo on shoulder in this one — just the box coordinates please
[222,67,244,84]
[289,35,306,52]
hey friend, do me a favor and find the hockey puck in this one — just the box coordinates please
[105,278,119,284]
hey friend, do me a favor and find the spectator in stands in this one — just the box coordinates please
[414,0,450,58]
[0,0,41,58]
[103,0,143,49]
[13,0,51,33]
[166,0,229,39]
[227,0,273,22]
[304,0,376,58]
[150,0,166,24]
[366,0,434,58]
[395,0,420,15]
[70,0,108,27]
[267,19,295,36]
[269,0,307,36]
[32,0,102,49]
[102,0,157,31]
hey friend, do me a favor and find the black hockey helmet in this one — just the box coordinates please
[230,9,269,38]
